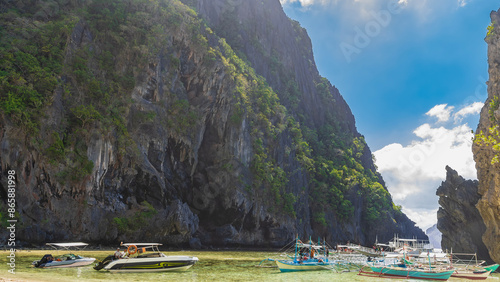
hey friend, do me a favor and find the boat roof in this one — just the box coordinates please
[337,245,359,248]
[46,242,89,249]
[418,252,448,258]
[121,243,163,247]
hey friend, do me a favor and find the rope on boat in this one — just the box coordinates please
[277,239,296,254]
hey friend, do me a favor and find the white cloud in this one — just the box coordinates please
[280,0,331,7]
[281,0,467,24]
[280,0,311,7]
[426,104,454,123]
[280,0,404,14]
[454,101,483,122]
[403,208,439,230]
[458,0,468,7]
[374,103,479,230]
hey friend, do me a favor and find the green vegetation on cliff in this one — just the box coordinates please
[474,20,500,165]
[204,1,400,231]
[487,22,495,38]
[0,11,75,133]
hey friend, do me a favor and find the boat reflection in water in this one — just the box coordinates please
[94,243,199,272]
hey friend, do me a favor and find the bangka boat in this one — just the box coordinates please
[94,243,198,272]
[359,265,455,281]
[32,242,96,268]
[451,269,492,280]
[448,252,499,279]
[275,259,332,272]
[273,237,335,272]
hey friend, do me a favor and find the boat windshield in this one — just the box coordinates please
[55,254,81,260]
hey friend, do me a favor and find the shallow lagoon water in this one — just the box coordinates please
[1,250,499,281]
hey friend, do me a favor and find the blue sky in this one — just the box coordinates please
[280,0,498,231]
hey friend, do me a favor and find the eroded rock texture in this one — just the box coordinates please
[436,166,491,262]
[472,8,500,264]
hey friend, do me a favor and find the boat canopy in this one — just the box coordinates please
[298,243,323,249]
[46,242,89,249]
[121,243,163,247]
[376,243,390,247]
[418,252,448,258]
[337,244,361,249]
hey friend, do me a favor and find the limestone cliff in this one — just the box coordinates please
[473,8,500,264]
[0,0,424,247]
[436,166,491,261]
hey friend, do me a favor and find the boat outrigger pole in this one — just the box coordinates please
[294,235,298,261]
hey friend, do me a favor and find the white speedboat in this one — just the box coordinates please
[32,242,96,268]
[94,243,198,272]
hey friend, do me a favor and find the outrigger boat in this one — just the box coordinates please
[94,243,198,272]
[273,237,333,272]
[359,265,455,281]
[451,269,492,280]
[32,242,96,268]
[448,253,499,280]
[359,244,455,281]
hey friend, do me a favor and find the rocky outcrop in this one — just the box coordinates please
[436,166,490,261]
[472,8,500,264]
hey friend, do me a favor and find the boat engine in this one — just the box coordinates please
[93,255,115,270]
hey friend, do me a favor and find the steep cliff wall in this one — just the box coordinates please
[195,0,356,132]
[191,0,424,242]
[0,0,424,247]
[473,8,500,263]
[436,166,491,261]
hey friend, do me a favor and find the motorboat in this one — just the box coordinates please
[94,243,198,272]
[32,242,96,268]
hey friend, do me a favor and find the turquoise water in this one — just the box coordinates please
[1,250,499,281]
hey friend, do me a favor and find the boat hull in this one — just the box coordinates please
[485,264,499,272]
[275,260,330,272]
[103,256,198,272]
[38,258,96,268]
[451,270,492,280]
[366,266,454,281]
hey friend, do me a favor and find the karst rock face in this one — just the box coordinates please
[436,166,491,262]
[0,0,424,247]
[473,8,500,264]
